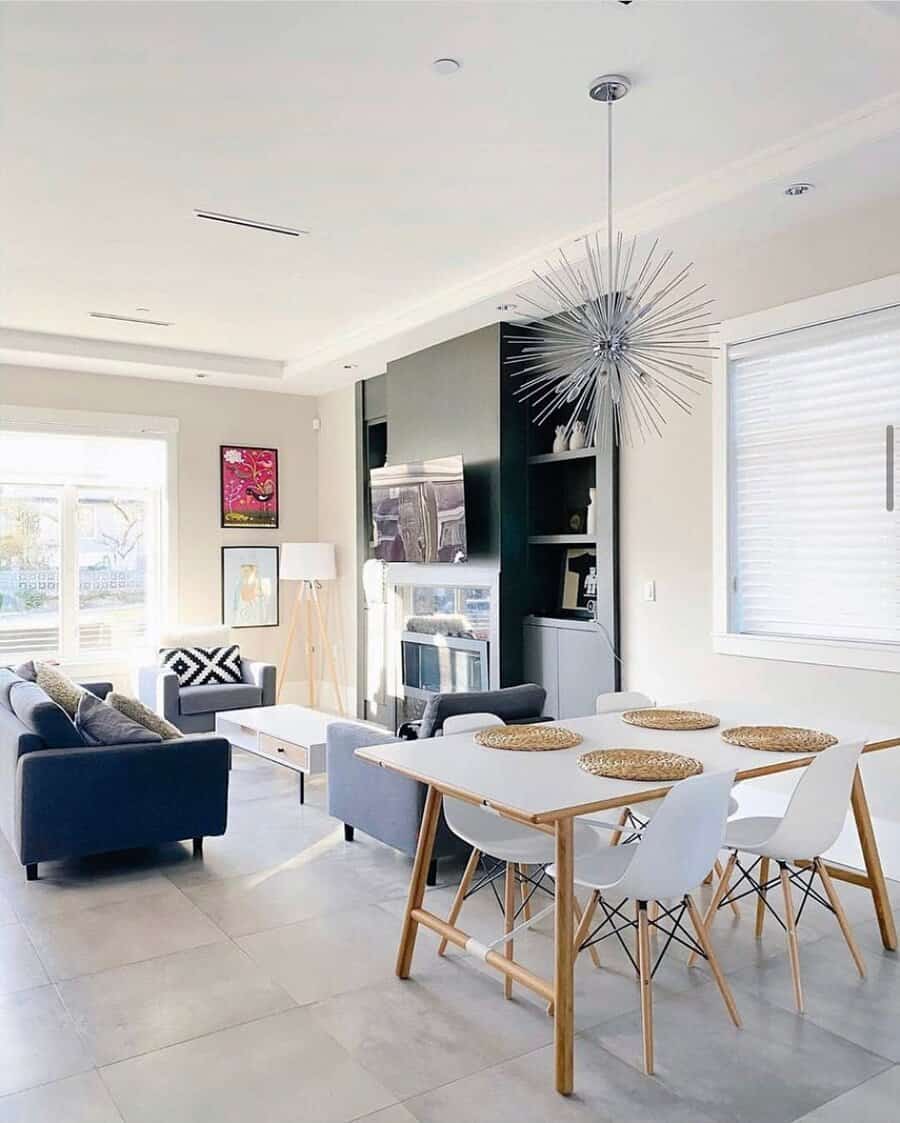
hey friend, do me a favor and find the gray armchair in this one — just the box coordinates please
[137,628,275,733]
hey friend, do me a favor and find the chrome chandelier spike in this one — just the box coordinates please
[507,75,717,446]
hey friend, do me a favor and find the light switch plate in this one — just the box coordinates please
[644,580,656,602]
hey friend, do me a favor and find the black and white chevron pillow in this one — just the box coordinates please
[159,645,243,687]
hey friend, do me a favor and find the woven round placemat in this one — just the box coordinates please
[621,708,720,732]
[578,748,703,782]
[720,726,838,753]
[474,724,583,752]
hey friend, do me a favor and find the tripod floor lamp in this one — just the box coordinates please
[277,542,345,715]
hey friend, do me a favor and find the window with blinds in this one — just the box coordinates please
[0,430,167,663]
[728,303,900,647]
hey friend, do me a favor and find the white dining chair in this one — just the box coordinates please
[594,690,656,715]
[549,768,742,1075]
[438,712,605,986]
[695,740,866,1013]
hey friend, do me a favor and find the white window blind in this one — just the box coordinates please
[729,303,900,647]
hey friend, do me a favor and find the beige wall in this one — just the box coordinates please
[0,365,318,688]
[619,194,900,825]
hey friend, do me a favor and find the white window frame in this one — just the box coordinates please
[713,271,900,674]
[0,405,178,674]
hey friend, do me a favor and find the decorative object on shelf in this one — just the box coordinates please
[578,747,703,781]
[277,542,345,714]
[474,724,582,751]
[560,546,597,619]
[507,74,716,447]
[220,445,279,528]
[568,421,587,451]
[586,487,597,534]
[221,546,280,628]
[622,708,719,731]
[553,426,568,454]
[720,725,838,753]
[566,509,586,533]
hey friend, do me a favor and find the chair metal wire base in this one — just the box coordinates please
[716,855,835,930]
[579,895,708,977]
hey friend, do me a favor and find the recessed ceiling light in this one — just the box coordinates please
[193,209,309,237]
[343,362,358,370]
[195,373,208,380]
[90,311,173,327]
[432,57,462,76]
[784,182,814,197]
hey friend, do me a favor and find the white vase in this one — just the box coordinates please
[552,426,567,454]
[586,487,596,535]
[568,422,586,451]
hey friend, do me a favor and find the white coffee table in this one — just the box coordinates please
[215,704,366,804]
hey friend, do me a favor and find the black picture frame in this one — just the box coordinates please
[219,445,279,529]
[558,545,597,620]
[221,545,280,628]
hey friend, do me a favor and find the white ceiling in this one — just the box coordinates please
[2,0,900,395]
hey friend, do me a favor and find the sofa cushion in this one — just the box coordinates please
[160,644,242,687]
[178,682,261,716]
[9,680,85,748]
[35,662,86,718]
[418,683,547,739]
[107,692,182,740]
[0,668,24,711]
[75,692,163,747]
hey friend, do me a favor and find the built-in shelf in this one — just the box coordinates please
[527,534,597,545]
[527,447,597,466]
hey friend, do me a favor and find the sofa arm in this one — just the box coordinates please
[15,736,230,866]
[137,665,180,722]
[241,659,276,706]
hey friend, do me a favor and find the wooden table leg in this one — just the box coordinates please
[396,786,443,979]
[851,768,897,952]
[504,862,515,1000]
[554,817,575,1095]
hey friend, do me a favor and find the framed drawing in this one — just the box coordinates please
[222,546,280,628]
[220,445,279,528]
[559,545,597,619]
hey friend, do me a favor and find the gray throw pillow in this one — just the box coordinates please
[107,692,181,741]
[9,680,86,748]
[75,692,163,747]
[13,660,37,682]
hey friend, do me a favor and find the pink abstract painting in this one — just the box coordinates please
[220,445,279,528]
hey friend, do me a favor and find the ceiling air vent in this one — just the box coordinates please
[193,209,309,237]
[89,312,173,327]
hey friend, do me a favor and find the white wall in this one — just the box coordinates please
[620,194,900,837]
[0,365,319,691]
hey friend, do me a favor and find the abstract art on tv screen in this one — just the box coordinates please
[220,445,279,528]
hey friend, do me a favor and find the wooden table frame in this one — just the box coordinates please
[380,737,898,1096]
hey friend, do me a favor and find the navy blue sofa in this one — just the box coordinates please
[0,669,230,880]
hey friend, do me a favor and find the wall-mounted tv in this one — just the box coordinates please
[370,455,467,563]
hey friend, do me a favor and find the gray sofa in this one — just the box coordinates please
[0,668,230,879]
[326,685,547,884]
[137,659,275,733]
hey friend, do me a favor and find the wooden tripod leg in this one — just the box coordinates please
[276,585,304,703]
[438,848,480,957]
[310,583,345,715]
[685,895,742,1028]
[519,864,533,922]
[851,768,897,951]
[504,862,515,1000]
[688,850,737,967]
[715,857,741,919]
[305,586,316,708]
[780,864,804,1013]
[755,857,770,940]
[610,807,629,846]
[816,858,866,978]
[396,786,442,979]
[573,894,601,968]
[637,902,654,1075]
[554,817,575,1095]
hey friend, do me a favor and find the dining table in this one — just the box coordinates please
[355,699,900,1095]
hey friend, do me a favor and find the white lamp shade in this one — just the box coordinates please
[280,542,336,582]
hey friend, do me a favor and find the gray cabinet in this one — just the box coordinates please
[523,616,616,719]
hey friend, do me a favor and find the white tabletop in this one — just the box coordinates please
[355,699,900,823]
[217,704,373,745]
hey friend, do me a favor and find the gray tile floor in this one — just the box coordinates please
[0,749,899,1121]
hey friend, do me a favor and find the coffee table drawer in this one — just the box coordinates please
[259,733,309,769]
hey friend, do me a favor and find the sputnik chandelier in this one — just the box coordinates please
[507,75,716,446]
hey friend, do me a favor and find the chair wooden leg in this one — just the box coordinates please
[779,864,804,1013]
[637,902,654,1075]
[685,894,742,1028]
[816,858,866,978]
[504,861,515,999]
[688,850,737,967]
[649,900,660,924]
[438,847,480,957]
[519,864,533,922]
[573,891,601,968]
[609,807,629,846]
[755,856,770,940]
[715,857,741,918]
